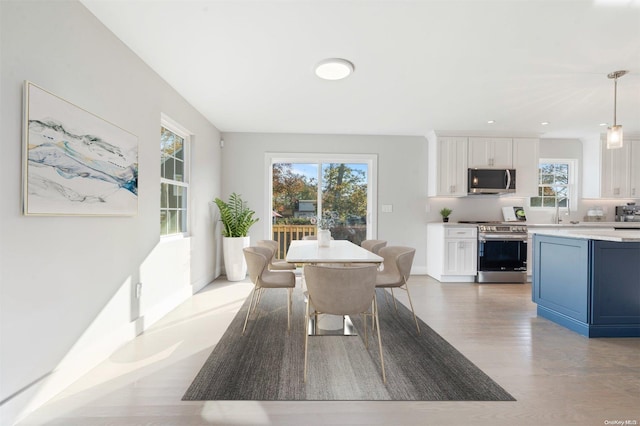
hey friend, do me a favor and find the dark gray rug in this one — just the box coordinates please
[183,287,515,401]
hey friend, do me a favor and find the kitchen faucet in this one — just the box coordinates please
[554,197,571,224]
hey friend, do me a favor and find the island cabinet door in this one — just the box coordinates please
[533,235,590,323]
[590,240,640,325]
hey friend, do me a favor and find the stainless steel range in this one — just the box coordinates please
[477,223,527,283]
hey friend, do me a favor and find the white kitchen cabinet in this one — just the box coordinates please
[468,137,513,169]
[426,224,477,282]
[601,138,631,198]
[427,136,468,196]
[629,139,640,198]
[512,138,539,197]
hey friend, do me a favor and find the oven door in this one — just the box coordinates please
[477,237,527,272]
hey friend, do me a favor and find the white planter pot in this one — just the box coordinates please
[223,236,250,281]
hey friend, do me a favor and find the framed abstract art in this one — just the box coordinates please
[23,81,138,216]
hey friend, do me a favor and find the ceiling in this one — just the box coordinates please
[81,0,640,139]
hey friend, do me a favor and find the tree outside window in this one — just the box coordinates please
[530,160,574,208]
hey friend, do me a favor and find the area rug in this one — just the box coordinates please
[183,287,515,401]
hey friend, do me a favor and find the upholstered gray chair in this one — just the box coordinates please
[375,246,420,334]
[361,239,387,254]
[242,246,296,335]
[256,239,296,271]
[303,264,385,383]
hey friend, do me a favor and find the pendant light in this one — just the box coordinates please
[606,70,628,149]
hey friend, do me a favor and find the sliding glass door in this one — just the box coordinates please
[268,154,377,258]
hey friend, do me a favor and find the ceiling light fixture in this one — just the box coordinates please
[315,58,355,80]
[487,120,495,124]
[541,121,549,126]
[606,70,628,149]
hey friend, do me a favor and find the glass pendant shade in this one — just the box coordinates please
[606,70,628,150]
[607,125,623,149]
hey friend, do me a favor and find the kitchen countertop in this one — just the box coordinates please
[527,222,640,229]
[428,221,640,229]
[530,229,640,242]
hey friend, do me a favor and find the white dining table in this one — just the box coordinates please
[286,239,383,264]
[286,239,383,336]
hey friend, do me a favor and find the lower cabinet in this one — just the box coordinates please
[532,234,640,337]
[427,224,477,282]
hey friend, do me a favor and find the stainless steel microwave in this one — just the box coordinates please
[468,169,516,195]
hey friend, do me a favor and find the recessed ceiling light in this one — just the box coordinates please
[487,120,495,124]
[315,58,355,80]
[541,121,549,126]
[599,123,608,127]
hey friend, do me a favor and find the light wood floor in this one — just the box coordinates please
[18,275,640,426]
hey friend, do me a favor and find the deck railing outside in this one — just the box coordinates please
[271,224,366,259]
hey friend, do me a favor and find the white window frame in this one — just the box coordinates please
[529,158,578,211]
[160,114,191,238]
[265,153,378,240]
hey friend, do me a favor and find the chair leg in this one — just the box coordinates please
[390,288,399,313]
[373,297,386,383]
[403,284,421,335]
[287,287,292,333]
[242,286,259,335]
[303,296,311,383]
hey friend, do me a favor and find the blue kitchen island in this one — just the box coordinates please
[532,230,640,337]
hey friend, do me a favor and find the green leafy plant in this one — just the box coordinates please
[439,207,453,218]
[213,193,259,237]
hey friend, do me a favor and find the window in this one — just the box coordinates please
[160,117,189,236]
[267,153,377,255]
[530,159,577,209]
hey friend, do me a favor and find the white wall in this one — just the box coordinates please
[220,132,429,273]
[0,2,221,424]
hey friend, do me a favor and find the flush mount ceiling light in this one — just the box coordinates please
[606,70,629,149]
[487,120,496,124]
[315,58,355,80]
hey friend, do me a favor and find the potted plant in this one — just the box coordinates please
[214,193,259,281]
[439,207,453,223]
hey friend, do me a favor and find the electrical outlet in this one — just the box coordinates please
[382,204,393,213]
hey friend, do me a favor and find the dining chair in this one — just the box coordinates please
[375,246,420,334]
[361,239,387,254]
[242,246,296,335]
[303,264,385,383]
[256,239,296,271]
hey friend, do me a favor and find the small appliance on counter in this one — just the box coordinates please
[615,204,640,222]
[502,206,526,222]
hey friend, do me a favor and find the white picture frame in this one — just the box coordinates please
[23,81,138,216]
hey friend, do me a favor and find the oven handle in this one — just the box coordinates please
[479,234,527,242]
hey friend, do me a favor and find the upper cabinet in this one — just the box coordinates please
[594,137,639,199]
[468,137,513,169]
[428,133,539,197]
[428,136,468,197]
[629,139,640,198]
[600,139,631,198]
[512,138,540,197]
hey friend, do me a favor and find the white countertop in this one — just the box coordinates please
[428,221,640,229]
[531,229,640,242]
